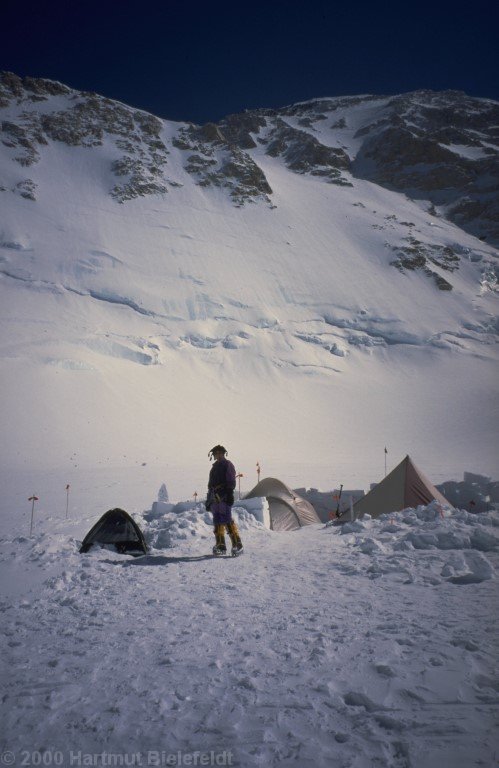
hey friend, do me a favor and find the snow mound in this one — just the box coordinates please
[143,503,266,550]
[333,503,498,585]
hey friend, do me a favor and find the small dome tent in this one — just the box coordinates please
[79,508,148,555]
[244,477,320,531]
[350,455,449,520]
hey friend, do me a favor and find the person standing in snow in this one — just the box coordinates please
[207,445,243,556]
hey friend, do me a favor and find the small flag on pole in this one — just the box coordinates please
[236,473,244,499]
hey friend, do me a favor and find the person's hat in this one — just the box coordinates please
[208,445,227,459]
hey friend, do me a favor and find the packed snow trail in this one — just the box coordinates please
[1,505,498,768]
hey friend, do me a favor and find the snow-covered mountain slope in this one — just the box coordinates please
[0,72,498,503]
[1,501,498,767]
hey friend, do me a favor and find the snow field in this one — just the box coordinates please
[1,499,498,767]
[1,100,498,487]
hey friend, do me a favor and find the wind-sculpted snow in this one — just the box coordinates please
[337,503,498,586]
[322,312,425,348]
[0,498,497,766]
[83,337,160,366]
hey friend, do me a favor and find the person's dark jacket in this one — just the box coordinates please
[207,458,236,507]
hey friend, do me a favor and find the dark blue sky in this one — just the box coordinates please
[3,0,498,124]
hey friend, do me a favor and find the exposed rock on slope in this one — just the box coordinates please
[1,73,498,246]
[352,90,499,244]
[0,71,170,202]
[389,238,461,291]
[1,71,498,300]
[172,123,273,205]
[263,118,351,185]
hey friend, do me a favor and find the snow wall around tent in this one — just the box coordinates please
[147,494,271,529]
[236,497,271,529]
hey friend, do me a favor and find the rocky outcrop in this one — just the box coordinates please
[176,110,352,191]
[352,90,499,244]
[1,73,497,236]
[0,71,71,105]
[218,112,268,149]
[173,124,273,205]
[1,118,45,165]
[0,72,169,203]
[389,237,462,290]
[14,178,37,201]
[448,194,499,245]
[264,118,351,185]
[279,95,383,118]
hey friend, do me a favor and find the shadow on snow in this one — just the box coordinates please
[101,554,220,566]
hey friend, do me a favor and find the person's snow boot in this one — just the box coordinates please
[227,521,243,555]
[213,524,227,555]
